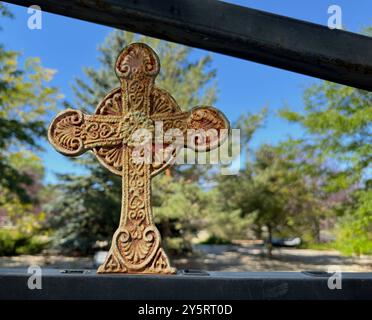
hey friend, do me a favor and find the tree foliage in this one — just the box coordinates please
[0,4,58,255]
[0,47,59,203]
[280,80,372,255]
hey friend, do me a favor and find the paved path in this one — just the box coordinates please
[0,245,371,272]
[173,245,372,272]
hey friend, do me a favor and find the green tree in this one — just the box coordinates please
[0,52,58,202]
[280,79,372,254]
[0,4,59,254]
[219,145,301,256]
[217,110,327,257]
[0,5,59,204]
[1,151,45,227]
[152,175,214,253]
[0,151,48,256]
[48,30,218,254]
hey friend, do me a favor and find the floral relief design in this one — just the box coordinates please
[120,111,154,146]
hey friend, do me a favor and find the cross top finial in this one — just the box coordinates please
[48,42,230,274]
[115,43,160,79]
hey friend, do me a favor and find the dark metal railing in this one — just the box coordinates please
[4,0,372,91]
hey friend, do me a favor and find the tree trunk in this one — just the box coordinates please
[313,218,321,243]
[267,224,273,258]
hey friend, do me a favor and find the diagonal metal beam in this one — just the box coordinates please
[5,0,372,91]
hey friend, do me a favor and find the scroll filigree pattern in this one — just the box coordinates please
[151,87,181,115]
[48,109,122,156]
[186,107,229,151]
[96,88,123,116]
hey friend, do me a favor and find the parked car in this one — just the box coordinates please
[270,237,302,247]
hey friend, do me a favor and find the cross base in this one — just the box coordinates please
[97,247,176,274]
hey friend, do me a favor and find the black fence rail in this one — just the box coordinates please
[5,0,372,91]
[0,269,371,300]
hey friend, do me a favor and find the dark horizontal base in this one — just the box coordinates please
[0,269,371,300]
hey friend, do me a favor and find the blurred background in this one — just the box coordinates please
[0,1,371,271]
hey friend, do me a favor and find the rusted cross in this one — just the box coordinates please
[48,43,229,274]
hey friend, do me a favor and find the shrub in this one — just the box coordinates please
[335,209,372,256]
[0,228,48,256]
[200,235,231,245]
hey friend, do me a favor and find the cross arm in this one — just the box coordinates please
[152,106,229,152]
[48,109,123,156]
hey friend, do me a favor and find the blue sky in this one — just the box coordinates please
[1,0,371,183]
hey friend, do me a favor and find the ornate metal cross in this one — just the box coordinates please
[48,43,229,274]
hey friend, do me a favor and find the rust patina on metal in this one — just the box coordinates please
[48,43,229,274]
